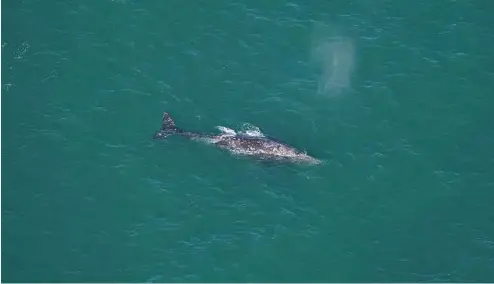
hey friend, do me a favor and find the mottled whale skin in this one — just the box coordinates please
[153,112,321,165]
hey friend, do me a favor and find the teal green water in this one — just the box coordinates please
[2,0,494,282]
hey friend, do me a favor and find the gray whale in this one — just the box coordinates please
[153,112,321,165]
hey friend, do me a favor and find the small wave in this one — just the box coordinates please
[239,123,265,137]
[215,126,236,136]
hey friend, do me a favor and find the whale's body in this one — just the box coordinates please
[153,112,321,165]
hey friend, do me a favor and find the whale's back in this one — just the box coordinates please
[214,135,301,157]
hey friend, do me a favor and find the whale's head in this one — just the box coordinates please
[296,153,323,165]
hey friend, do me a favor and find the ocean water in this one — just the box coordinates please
[2,0,494,282]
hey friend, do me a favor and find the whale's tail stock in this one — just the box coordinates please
[153,112,182,139]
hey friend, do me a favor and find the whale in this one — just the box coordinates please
[153,112,322,165]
